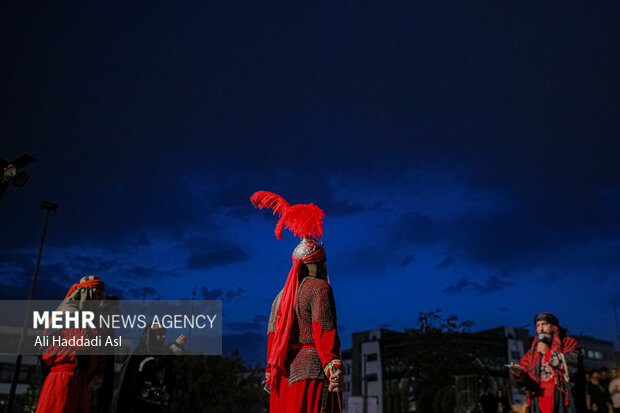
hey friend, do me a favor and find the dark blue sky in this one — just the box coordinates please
[2,2,620,364]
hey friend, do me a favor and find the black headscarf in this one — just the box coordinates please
[534,312,559,326]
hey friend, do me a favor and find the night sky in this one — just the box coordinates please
[2,2,620,364]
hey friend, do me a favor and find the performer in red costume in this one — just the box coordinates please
[36,275,106,413]
[251,191,343,413]
[511,312,586,413]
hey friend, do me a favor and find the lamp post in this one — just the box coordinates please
[363,353,368,413]
[5,200,58,413]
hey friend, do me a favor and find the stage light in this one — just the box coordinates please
[0,153,35,199]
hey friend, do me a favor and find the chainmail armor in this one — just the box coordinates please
[268,291,282,334]
[267,277,337,385]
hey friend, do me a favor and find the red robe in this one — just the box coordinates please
[515,332,582,413]
[36,328,104,413]
[267,277,342,413]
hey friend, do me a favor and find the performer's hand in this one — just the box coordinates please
[176,334,187,346]
[328,369,343,393]
[87,375,103,391]
[509,363,523,378]
[536,341,549,354]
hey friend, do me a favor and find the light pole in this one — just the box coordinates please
[5,200,58,413]
[363,353,368,413]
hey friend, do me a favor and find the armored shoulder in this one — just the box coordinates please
[299,277,331,293]
[268,290,283,333]
[297,277,336,331]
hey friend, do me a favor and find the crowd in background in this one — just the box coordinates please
[478,366,620,413]
[587,367,619,413]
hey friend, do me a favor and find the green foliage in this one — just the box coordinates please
[167,353,267,413]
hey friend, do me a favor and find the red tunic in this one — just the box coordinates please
[516,333,581,413]
[267,277,342,413]
[36,328,104,413]
[270,376,342,413]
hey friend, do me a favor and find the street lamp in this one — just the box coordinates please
[363,353,369,413]
[5,200,58,413]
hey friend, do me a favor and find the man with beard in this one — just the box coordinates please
[251,191,343,413]
[510,312,586,413]
[36,275,106,413]
[114,322,186,413]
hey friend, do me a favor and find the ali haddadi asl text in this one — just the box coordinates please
[34,334,122,347]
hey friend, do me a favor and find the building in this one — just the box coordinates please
[344,325,617,413]
[342,348,353,411]
[345,326,530,413]
[473,326,530,373]
[573,335,616,371]
[472,326,531,407]
[0,324,44,411]
[347,328,412,413]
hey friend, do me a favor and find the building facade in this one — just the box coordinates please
[346,328,412,413]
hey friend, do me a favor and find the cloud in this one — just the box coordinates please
[68,255,117,275]
[2,0,620,352]
[126,266,177,279]
[400,254,415,267]
[0,251,33,283]
[443,276,515,295]
[392,212,437,245]
[0,250,79,299]
[104,286,125,299]
[223,332,266,366]
[320,199,380,216]
[443,278,472,294]
[187,248,248,270]
[0,276,68,301]
[476,275,515,294]
[435,256,454,270]
[130,287,161,299]
[340,245,400,274]
[226,315,268,333]
[200,286,244,301]
[185,238,249,270]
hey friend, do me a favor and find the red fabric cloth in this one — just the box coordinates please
[520,327,578,373]
[36,361,93,413]
[267,248,326,384]
[539,379,556,413]
[36,328,104,412]
[312,322,341,377]
[518,327,580,410]
[64,279,105,300]
[270,376,342,413]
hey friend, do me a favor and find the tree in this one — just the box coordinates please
[167,353,267,413]
[405,309,478,413]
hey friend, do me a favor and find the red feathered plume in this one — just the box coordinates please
[251,191,324,240]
